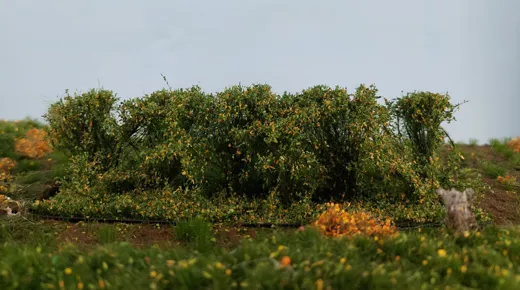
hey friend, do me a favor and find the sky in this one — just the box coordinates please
[1,0,518,144]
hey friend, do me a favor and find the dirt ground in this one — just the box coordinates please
[40,219,266,249]
[460,145,520,225]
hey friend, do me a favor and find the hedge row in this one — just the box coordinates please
[37,83,468,221]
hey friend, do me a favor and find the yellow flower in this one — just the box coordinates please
[77,282,84,289]
[422,260,428,265]
[316,279,324,290]
[460,265,467,273]
[150,271,157,278]
[339,258,346,264]
[437,249,447,257]
[225,269,232,276]
[64,268,72,275]
[166,260,175,267]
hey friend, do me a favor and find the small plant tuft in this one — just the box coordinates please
[96,224,118,244]
[174,217,215,252]
[468,138,479,146]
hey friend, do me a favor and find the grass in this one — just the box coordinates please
[174,217,216,253]
[490,138,516,160]
[511,154,520,169]
[12,159,44,173]
[0,217,59,248]
[468,138,479,146]
[1,219,520,289]
[96,224,118,244]
[481,161,507,179]
[15,171,46,184]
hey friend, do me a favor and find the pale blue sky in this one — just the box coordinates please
[1,0,518,143]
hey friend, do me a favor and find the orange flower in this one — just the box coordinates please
[14,128,52,159]
[280,256,291,267]
[312,203,397,238]
[507,137,520,152]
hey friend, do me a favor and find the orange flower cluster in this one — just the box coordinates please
[507,137,520,153]
[497,175,515,182]
[0,157,16,193]
[497,175,516,188]
[313,203,397,238]
[0,157,15,173]
[14,128,52,159]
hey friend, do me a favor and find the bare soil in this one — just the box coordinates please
[459,144,520,225]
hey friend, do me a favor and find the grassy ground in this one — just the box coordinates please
[2,216,520,289]
[2,120,520,289]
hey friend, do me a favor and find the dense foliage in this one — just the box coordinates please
[2,83,484,224]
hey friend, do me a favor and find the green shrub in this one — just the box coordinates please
[43,89,121,170]
[40,82,463,221]
[282,84,387,201]
[388,91,462,178]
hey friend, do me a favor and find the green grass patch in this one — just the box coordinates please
[12,159,44,173]
[489,138,516,160]
[174,217,215,253]
[468,138,479,146]
[0,216,58,248]
[512,155,520,169]
[0,224,520,289]
[96,224,118,244]
[481,161,507,179]
[15,171,46,185]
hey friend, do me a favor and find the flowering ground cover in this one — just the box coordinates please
[1,216,520,290]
